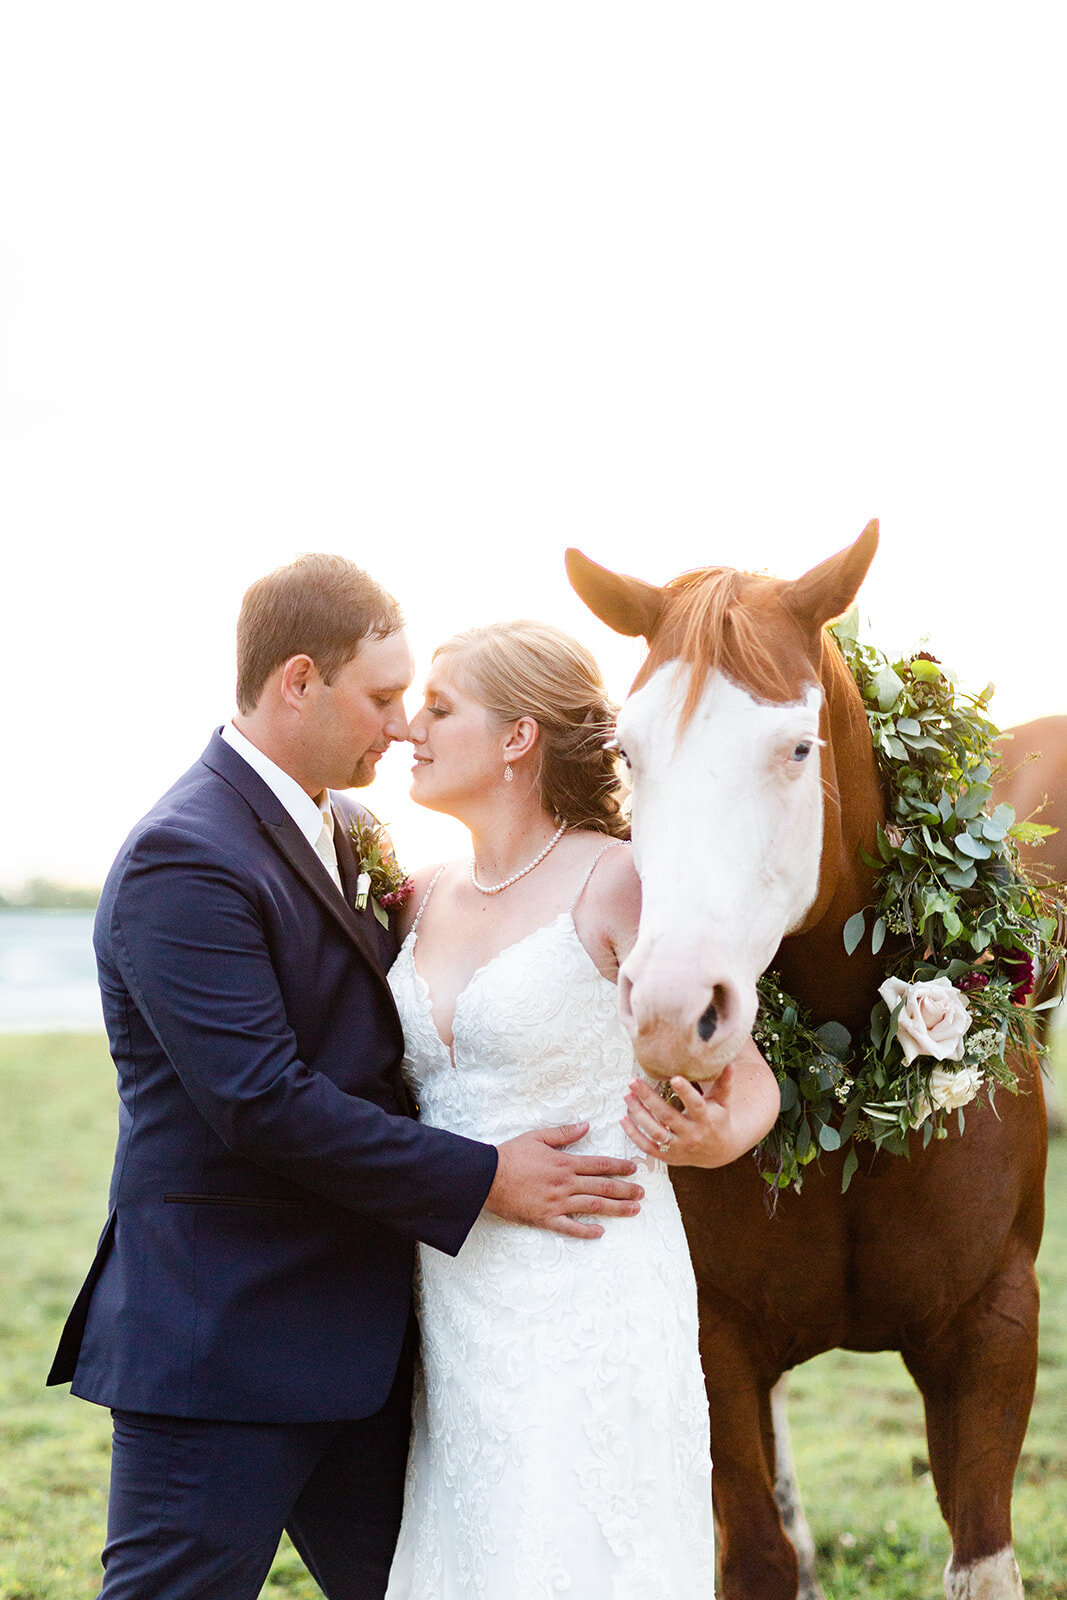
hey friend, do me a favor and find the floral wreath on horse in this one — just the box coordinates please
[754,610,1065,1194]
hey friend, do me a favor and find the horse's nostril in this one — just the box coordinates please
[697,1002,718,1042]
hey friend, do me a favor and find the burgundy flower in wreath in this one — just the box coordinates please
[955,971,990,994]
[993,944,1036,1006]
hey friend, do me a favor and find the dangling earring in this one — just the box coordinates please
[504,760,514,783]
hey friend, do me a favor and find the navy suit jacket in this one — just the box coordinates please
[48,731,498,1422]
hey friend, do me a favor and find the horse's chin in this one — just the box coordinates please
[631,1024,748,1086]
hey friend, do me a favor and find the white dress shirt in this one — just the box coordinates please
[220,722,343,892]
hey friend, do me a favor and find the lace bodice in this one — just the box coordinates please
[385,872,715,1599]
[393,907,645,1157]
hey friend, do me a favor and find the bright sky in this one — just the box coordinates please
[2,4,1064,890]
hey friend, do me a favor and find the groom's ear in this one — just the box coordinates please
[278,653,319,709]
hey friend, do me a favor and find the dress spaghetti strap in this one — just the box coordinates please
[568,841,623,913]
[411,867,446,935]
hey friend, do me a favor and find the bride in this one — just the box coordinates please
[384,621,780,1598]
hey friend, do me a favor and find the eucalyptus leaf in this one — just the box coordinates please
[873,665,905,712]
[896,717,922,736]
[955,786,990,820]
[832,607,860,645]
[843,911,866,956]
[954,833,992,860]
[778,1076,799,1111]
[815,1020,853,1059]
[840,1147,859,1192]
[943,864,978,889]
[871,916,887,955]
[817,1122,842,1151]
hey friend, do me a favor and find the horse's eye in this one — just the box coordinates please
[616,746,632,771]
[792,741,813,763]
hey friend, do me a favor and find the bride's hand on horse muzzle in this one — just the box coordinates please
[620,1038,781,1169]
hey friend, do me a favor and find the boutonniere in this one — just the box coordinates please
[347,817,414,928]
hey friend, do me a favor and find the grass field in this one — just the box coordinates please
[1,1031,1064,1599]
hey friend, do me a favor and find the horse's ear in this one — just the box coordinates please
[783,519,880,634]
[565,549,665,639]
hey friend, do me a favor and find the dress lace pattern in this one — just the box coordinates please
[384,903,716,1598]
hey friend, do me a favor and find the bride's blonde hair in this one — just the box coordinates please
[434,621,630,839]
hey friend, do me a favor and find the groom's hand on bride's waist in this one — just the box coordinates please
[484,1123,644,1239]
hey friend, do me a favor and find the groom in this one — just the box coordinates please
[48,553,643,1599]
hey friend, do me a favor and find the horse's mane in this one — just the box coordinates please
[655,567,802,724]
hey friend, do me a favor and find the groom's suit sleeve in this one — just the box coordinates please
[106,820,498,1256]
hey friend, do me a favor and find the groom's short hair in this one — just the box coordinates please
[236,553,403,713]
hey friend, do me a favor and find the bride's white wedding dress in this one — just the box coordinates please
[384,851,715,1599]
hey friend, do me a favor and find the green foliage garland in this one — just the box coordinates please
[755,612,1062,1195]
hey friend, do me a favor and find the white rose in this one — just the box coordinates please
[909,1063,985,1128]
[878,975,972,1065]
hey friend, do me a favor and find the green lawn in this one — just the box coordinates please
[1,1032,1064,1599]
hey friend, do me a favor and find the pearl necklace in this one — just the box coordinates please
[470,822,568,895]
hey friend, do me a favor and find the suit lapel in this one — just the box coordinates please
[201,731,394,984]
[259,815,393,981]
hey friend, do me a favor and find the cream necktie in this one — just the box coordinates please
[314,804,343,893]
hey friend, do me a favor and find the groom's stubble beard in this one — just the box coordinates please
[349,751,381,787]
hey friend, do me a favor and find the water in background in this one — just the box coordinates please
[0,910,102,1031]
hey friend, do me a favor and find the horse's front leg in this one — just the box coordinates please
[771,1374,826,1600]
[700,1310,800,1600]
[902,1237,1040,1600]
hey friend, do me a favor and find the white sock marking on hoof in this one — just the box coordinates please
[945,1546,1023,1600]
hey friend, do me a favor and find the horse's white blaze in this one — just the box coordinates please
[616,664,824,1080]
[944,1548,1023,1600]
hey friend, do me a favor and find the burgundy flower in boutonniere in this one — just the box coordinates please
[347,817,414,929]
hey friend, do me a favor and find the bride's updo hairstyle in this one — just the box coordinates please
[434,621,630,840]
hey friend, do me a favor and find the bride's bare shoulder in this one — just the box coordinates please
[589,839,640,915]
[397,861,453,937]
[572,838,641,974]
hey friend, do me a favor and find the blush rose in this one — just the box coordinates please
[878,975,972,1065]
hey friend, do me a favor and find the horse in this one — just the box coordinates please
[567,522,1047,1600]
